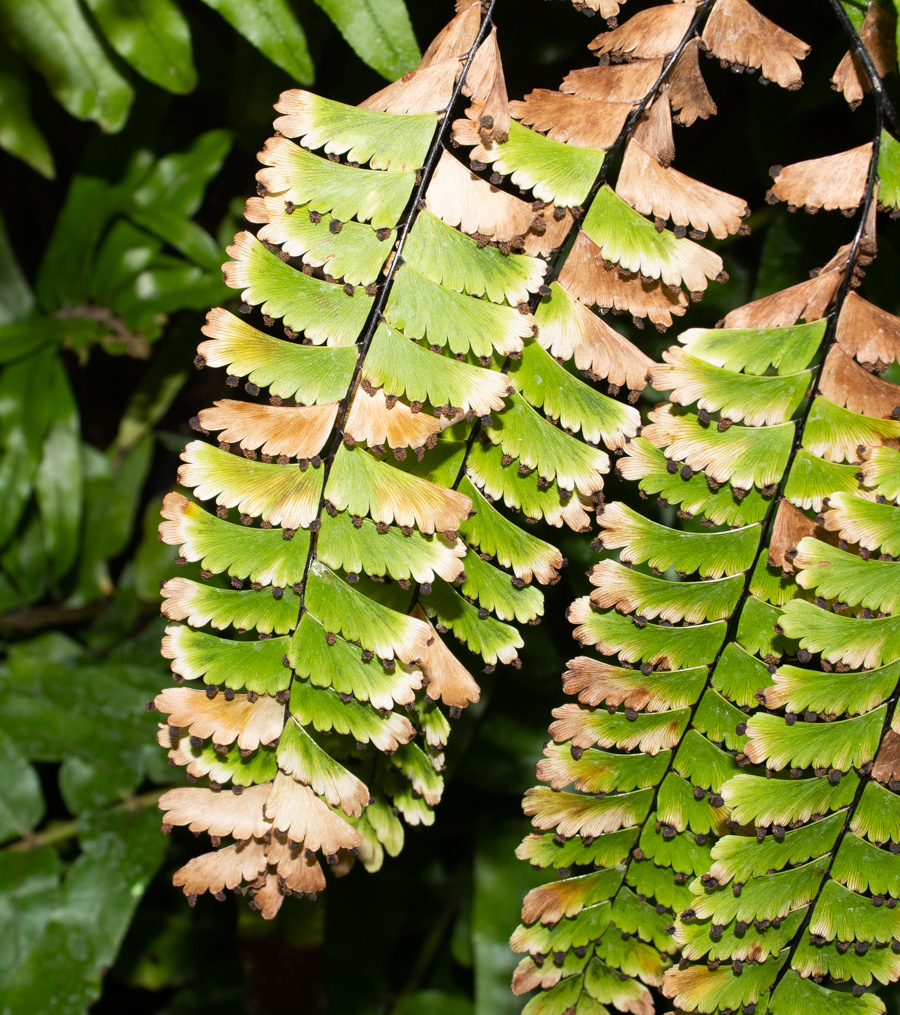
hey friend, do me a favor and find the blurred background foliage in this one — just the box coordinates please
[1,1,899,1012]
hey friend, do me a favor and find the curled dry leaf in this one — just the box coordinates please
[767,143,873,213]
[872,730,900,785]
[251,873,288,919]
[631,89,674,165]
[668,37,716,126]
[462,27,510,141]
[702,0,810,89]
[570,0,625,16]
[819,345,900,420]
[267,834,328,893]
[154,687,284,750]
[835,290,900,368]
[411,604,482,706]
[767,497,826,572]
[832,3,897,109]
[198,401,338,460]
[558,230,689,329]
[510,89,631,149]
[617,139,749,238]
[589,3,698,61]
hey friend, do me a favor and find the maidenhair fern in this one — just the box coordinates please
[151,0,656,918]
[514,2,900,1014]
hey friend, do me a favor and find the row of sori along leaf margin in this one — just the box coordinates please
[512,3,900,1015]
[147,0,738,918]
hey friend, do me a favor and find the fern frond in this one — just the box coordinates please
[157,0,668,919]
[514,3,900,1012]
[505,0,795,1009]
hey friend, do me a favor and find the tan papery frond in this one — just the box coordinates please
[159,784,271,839]
[510,89,631,149]
[617,139,749,238]
[344,387,444,450]
[264,772,362,855]
[819,345,900,419]
[767,143,873,213]
[835,290,900,368]
[561,59,664,103]
[768,498,827,572]
[411,604,482,706]
[558,230,689,329]
[832,3,897,109]
[462,27,510,141]
[536,281,653,391]
[668,37,716,125]
[172,839,268,898]
[631,89,675,165]
[702,0,810,90]
[721,269,842,328]
[588,3,697,61]
[197,400,338,459]
[154,688,284,750]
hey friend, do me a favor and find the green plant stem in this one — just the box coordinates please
[4,787,166,852]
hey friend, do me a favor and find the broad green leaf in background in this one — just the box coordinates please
[312,0,421,79]
[0,348,63,552]
[83,0,197,94]
[895,0,900,66]
[0,807,168,1014]
[129,129,232,222]
[198,0,315,84]
[0,847,61,992]
[0,631,168,812]
[126,129,233,272]
[0,0,134,133]
[35,173,130,312]
[74,435,154,604]
[841,0,868,29]
[0,211,34,326]
[0,730,45,844]
[0,40,54,179]
[34,366,83,583]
